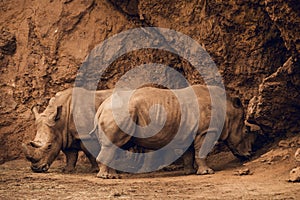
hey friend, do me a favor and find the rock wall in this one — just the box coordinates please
[0,0,299,163]
[247,0,300,135]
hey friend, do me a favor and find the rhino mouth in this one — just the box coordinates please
[233,153,252,161]
[31,163,49,173]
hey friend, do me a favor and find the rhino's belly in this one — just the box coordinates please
[133,131,176,150]
[133,120,197,150]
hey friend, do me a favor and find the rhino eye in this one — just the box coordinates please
[245,126,250,134]
[46,144,52,150]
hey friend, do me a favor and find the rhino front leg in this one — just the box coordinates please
[195,157,214,175]
[62,150,78,173]
[194,133,216,175]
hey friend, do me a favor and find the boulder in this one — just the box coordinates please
[289,167,300,182]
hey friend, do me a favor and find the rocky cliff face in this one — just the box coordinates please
[0,0,299,163]
[247,0,300,135]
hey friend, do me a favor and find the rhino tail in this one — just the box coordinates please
[88,114,99,136]
[88,124,98,136]
[89,102,105,136]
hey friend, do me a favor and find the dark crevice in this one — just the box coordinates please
[106,0,152,27]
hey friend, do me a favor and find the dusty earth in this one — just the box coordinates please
[0,1,299,199]
[1,0,300,164]
[1,144,299,199]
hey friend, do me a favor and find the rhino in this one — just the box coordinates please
[92,85,256,178]
[22,87,113,173]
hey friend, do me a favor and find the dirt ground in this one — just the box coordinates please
[1,146,299,200]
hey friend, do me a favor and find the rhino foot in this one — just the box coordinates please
[62,166,76,173]
[196,168,214,175]
[96,172,120,179]
[184,168,196,175]
[90,166,100,173]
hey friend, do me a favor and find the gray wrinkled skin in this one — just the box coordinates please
[22,87,112,173]
[94,85,257,178]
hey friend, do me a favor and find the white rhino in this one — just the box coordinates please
[92,85,256,178]
[22,87,112,173]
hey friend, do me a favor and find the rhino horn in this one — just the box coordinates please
[245,121,261,132]
[31,106,41,120]
[21,142,42,162]
[29,141,43,148]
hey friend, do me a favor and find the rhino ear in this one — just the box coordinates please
[31,105,41,120]
[232,97,242,108]
[49,106,63,122]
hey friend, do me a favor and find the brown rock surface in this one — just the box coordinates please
[0,0,299,162]
[295,148,300,162]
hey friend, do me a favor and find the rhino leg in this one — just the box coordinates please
[195,157,214,175]
[97,163,119,179]
[82,148,99,173]
[194,134,215,175]
[137,149,151,173]
[182,147,196,175]
[62,150,78,173]
[96,146,120,179]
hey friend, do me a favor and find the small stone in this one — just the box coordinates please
[282,154,290,160]
[289,167,300,182]
[260,159,267,163]
[278,140,290,148]
[295,148,300,162]
[139,13,145,21]
[234,168,251,176]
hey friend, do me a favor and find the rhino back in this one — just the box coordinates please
[71,88,113,140]
[130,88,182,149]
[98,85,228,149]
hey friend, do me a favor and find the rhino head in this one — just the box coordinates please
[224,97,258,160]
[22,105,63,172]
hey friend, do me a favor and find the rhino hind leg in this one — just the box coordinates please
[96,146,120,179]
[62,150,78,173]
[96,163,119,179]
[83,150,99,173]
[80,142,99,173]
[182,147,196,175]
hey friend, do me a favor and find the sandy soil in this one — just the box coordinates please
[1,147,299,200]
